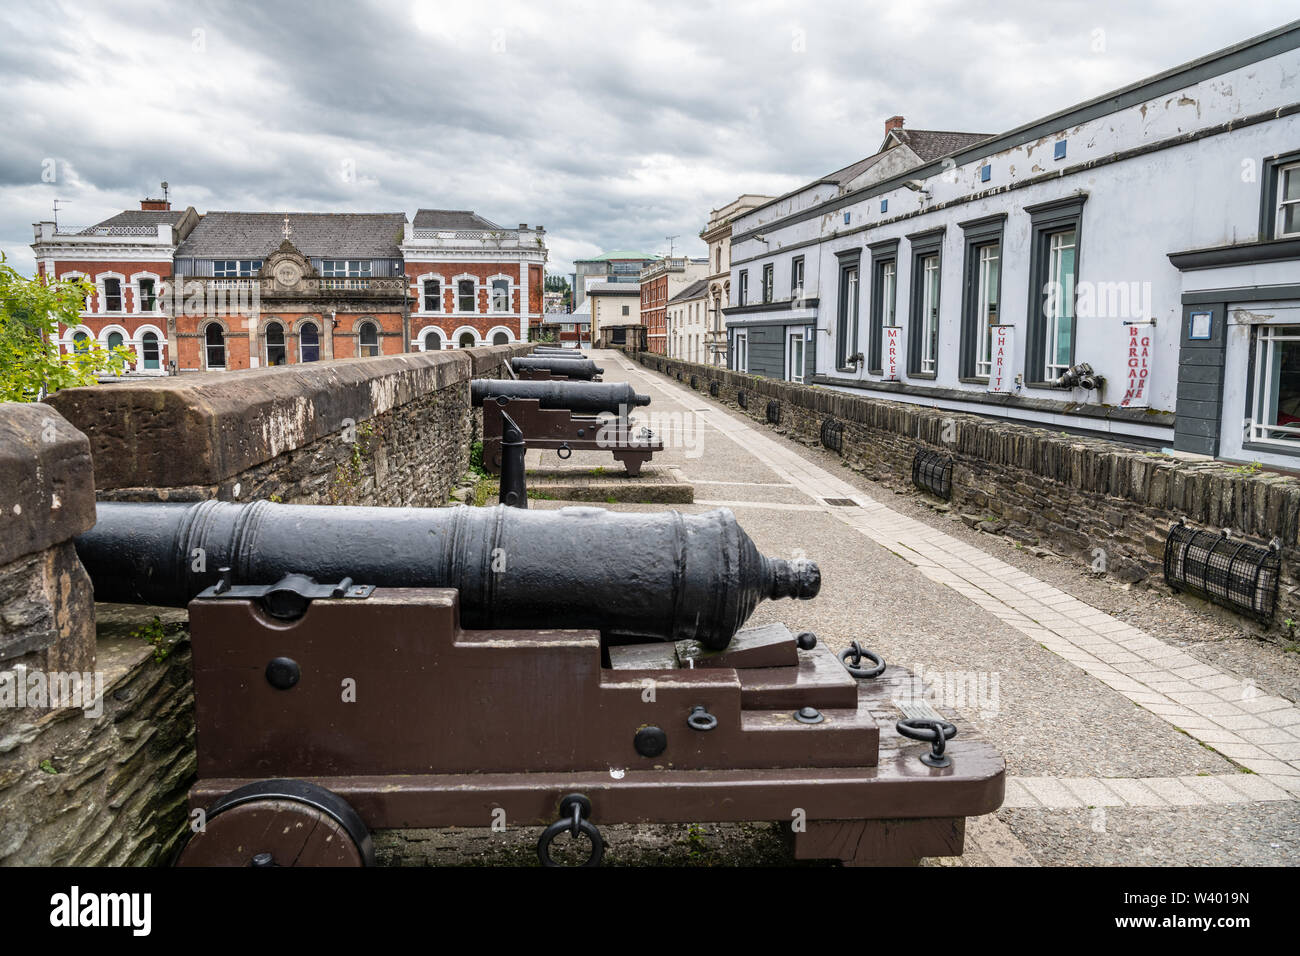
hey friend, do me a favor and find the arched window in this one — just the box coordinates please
[106,331,124,351]
[492,331,509,345]
[458,332,476,349]
[141,332,160,370]
[424,331,442,351]
[265,322,286,366]
[358,321,380,357]
[300,322,320,362]
[457,280,475,313]
[205,325,226,369]
[491,279,509,312]
[72,331,90,354]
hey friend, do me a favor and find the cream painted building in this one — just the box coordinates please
[700,194,772,365]
[666,278,710,362]
[587,281,643,348]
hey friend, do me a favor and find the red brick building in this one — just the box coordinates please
[31,201,547,374]
[640,256,708,355]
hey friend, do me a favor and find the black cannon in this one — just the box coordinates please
[511,356,603,381]
[471,379,663,475]
[137,496,1003,868]
[76,500,818,650]
[471,379,648,415]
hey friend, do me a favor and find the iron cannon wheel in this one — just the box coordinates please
[174,779,374,867]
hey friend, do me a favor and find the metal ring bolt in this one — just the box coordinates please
[556,443,572,460]
[687,705,718,731]
[537,793,604,867]
[838,640,886,679]
[895,718,958,768]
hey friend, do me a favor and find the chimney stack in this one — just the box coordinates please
[885,115,905,135]
[140,198,171,211]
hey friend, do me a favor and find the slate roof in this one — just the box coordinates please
[412,209,501,230]
[77,209,185,235]
[668,278,710,304]
[884,128,993,161]
[815,128,991,188]
[174,212,407,258]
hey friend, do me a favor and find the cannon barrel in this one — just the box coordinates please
[471,379,650,414]
[511,356,603,379]
[75,502,819,650]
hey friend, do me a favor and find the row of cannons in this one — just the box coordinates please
[73,348,1004,866]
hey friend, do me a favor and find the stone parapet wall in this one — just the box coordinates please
[632,351,1300,639]
[1,344,529,865]
[49,345,532,503]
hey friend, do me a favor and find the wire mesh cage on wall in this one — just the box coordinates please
[1163,521,1281,621]
[911,448,953,500]
[737,390,748,409]
[708,381,719,397]
[820,418,844,454]
[690,375,698,390]
[766,400,782,425]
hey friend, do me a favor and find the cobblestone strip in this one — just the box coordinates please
[1004,774,1293,808]
[623,361,1300,797]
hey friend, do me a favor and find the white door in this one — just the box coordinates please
[788,329,805,383]
[734,331,748,372]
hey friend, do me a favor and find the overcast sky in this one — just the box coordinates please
[2,0,1295,276]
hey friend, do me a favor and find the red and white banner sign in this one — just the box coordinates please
[1120,322,1153,408]
[883,326,903,381]
[988,325,1014,393]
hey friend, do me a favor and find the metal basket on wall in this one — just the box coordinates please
[737,390,748,409]
[911,448,953,500]
[690,375,698,390]
[766,400,782,425]
[708,381,719,397]
[1163,521,1280,621]
[821,418,844,454]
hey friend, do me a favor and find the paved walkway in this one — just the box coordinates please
[544,350,1300,866]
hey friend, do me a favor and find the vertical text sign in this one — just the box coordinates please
[1120,322,1153,408]
[883,326,903,381]
[988,325,1014,393]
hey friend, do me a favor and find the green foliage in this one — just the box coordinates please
[469,439,489,477]
[0,256,133,401]
[130,615,172,662]
[38,759,59,774]
[1229,460,1263,477]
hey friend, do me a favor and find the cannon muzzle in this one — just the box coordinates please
[471,379,650,415]
[75,502,819,650]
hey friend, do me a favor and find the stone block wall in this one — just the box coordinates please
[1,344,529,865]
[49,345,532,504]
[634,351,1300,640]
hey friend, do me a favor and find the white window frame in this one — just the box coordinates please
[974,243,1000,378]
[96,272,126,314]
[1044,229,1077,379]
[882,261,897,326]
[416,273,446,313]
[130,272,162,314]
[1249,324,1300,446]
[733,330,748,372]
[920,255,940,374]
[1277,161,1300,239]
[135,324,166,374]
[454,275,479,314]
[489,275,512,313]
[787,329,805,383]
